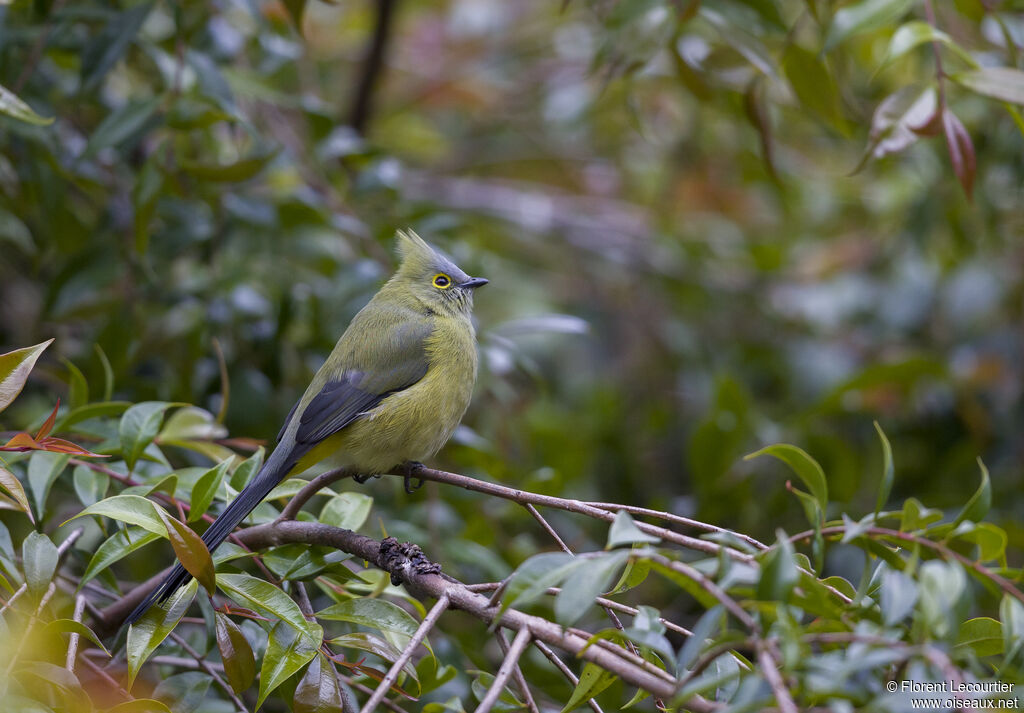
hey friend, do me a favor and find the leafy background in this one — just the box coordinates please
[1,0,1023,711]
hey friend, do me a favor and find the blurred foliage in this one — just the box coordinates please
[0,0,1024,708]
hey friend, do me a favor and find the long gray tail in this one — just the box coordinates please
[123,447,296,626]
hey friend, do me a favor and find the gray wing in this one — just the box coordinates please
[288,317,433,448]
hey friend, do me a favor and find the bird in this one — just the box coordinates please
[124,230,487,625]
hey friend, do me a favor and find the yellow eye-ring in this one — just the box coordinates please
[432,273,452,289]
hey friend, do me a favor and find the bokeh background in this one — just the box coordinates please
[1,0,1022,559]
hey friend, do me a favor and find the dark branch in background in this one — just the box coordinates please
[348,0,399,134]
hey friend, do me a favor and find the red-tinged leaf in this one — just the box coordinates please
[1,432,109,457]
[1,432,40,450]
[35,400,60,440]
[942,109,975,200]
[215,612,256,694]
[156,508,216,596]
[217,604,272,622]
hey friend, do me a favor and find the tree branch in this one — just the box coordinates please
[348,0,399,134]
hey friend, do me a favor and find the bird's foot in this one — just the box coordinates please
[377,536,442,586]
[400,461,426,494]
[352,472,378,484]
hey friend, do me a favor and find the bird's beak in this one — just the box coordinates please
[460,277,489,289]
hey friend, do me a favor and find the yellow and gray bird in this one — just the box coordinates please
[125,230,487,624]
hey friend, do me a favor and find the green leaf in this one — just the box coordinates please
[257,619,322,710]
[498,552,580,617]
[824,0,914,51]
[317,597,422,649]
[106,700,174,713]
[42,618,110,656]
[757,530,798,602]
[0,465,33,521]
[215,612,256,694]
[72,464,109,508]
[1000,594,1024,664]
[0,84,54,126]
[953,458,991,527]
[957,522,1007,564]
[230,447,264,490]
[80,3,156,92]
[23,531,58,596]
[159,406,228,442]
[745,443,828,518]
[119,401,175,471]
[319,492,373,530]
[216,572,319,638]
[95,344,114,403]
[554,550,629,627]
[156,508,215,595]
[82,97,162,159]
[28,451,70,520]
[69,494,165,536]
[559,662,616,713]
[329,632,418,687]
[80,527,160,587]
[781,45,847,134]
[180,150,278,182]
[53,401,130,433]
[62,359,89,410]
[879,21,976,70]
[919,560,966,639]
[127,579,198,685]
[606,510,660,549]
[294,653,348,713]
[0,340,53,413]
[153,672,211,712]
[873,421,894,516]
[880,567,918,625]
[954,67,1024,105]
[955,617,1003,657]
[900,497,942,532]
[188,459,230,523]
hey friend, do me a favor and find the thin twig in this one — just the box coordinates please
[467,583,692,638]
[789,525,1024,605]
[477,627,532,713]
[80,656,133,701]
[348,0,399,133]
[497,629,540,713]
[532,640,604,713]
[66,594,87,672]
[170,631,249,712]
[757,645,798,713]
[278,468,354,520]
[360,594,450,713]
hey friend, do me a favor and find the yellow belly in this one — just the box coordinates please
[292,322,476,476]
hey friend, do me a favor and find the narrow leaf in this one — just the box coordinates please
[126,579,198,685]
[606,510,660,549]
[257,620,322,709]
[156,508,216,595]
[953,458,991,526]
[215,612,256,694]
[23,531,59,596]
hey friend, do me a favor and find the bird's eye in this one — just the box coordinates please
[432,274,452,289]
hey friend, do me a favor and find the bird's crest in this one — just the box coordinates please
[396,229,438,268]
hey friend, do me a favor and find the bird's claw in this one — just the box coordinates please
[402,461,425,493]
[352,473,377,484]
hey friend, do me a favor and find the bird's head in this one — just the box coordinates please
[393,230,487,315]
